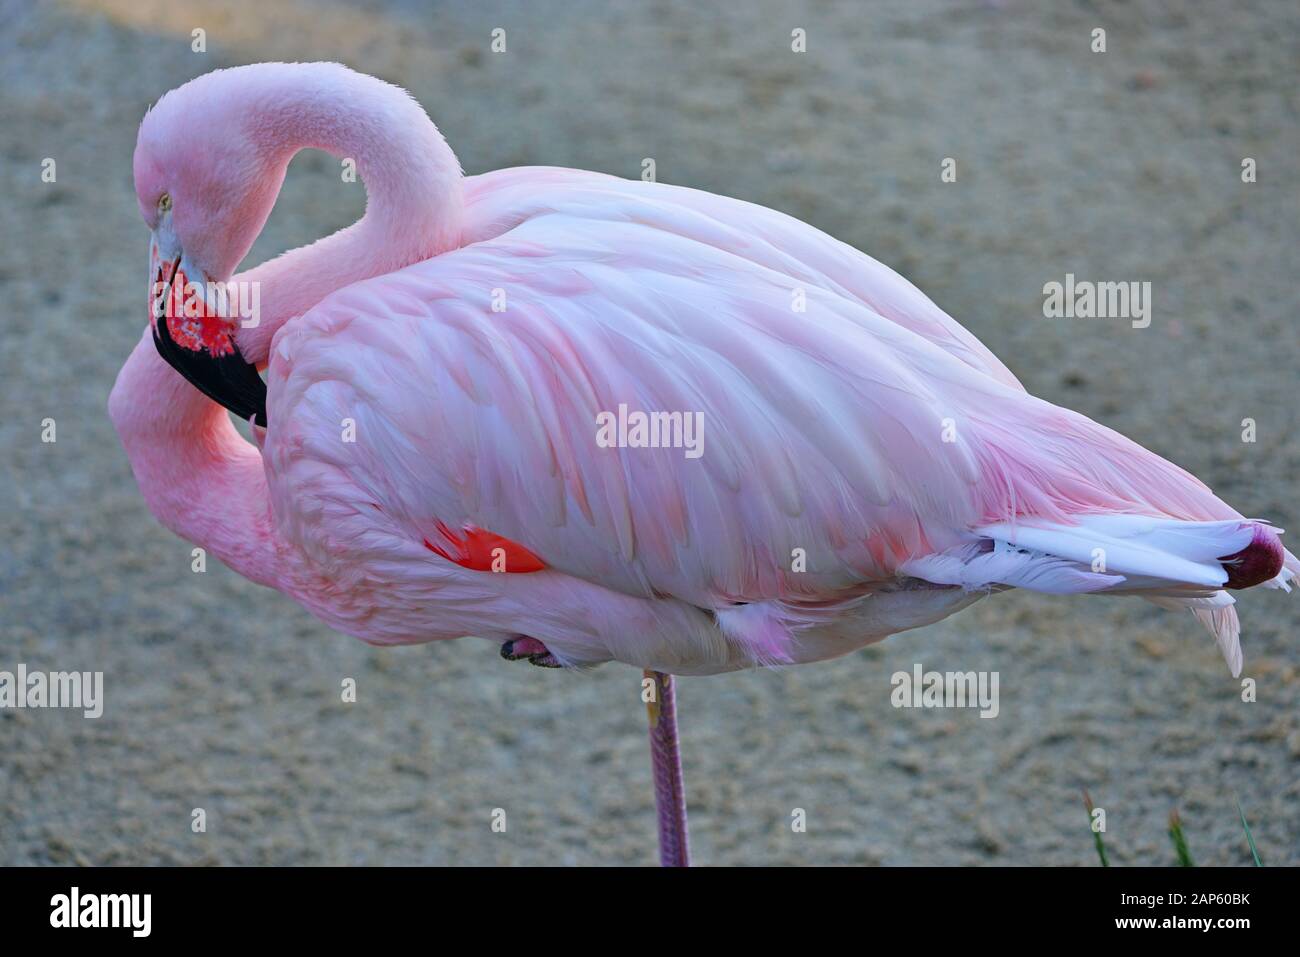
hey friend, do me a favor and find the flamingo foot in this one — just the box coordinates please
[500,636,562,668]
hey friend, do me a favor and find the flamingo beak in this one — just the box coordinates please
[148,236,267,427]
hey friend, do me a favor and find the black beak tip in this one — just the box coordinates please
[152,314,268,428]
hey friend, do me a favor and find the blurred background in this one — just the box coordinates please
[1,0,1297,865]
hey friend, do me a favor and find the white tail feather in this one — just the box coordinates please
[975,515,1257,588]
[900,540,1123,594]
[1263,564,1296,592]
[902,515,1278,678]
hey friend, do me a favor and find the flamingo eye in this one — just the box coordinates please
[158,192,172,212]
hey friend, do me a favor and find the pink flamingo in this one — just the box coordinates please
[111,63,1295,866]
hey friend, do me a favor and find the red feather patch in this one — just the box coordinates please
[423,521,547,573]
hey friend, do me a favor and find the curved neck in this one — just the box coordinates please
[111,330,283,586]
[112,65,464,585]
[236,65,465,360]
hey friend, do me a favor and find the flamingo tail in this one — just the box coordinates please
[901,515,1295,677]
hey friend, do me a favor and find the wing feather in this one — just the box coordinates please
[267,171,1244,611]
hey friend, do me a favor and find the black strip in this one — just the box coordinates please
[152,315,267,427]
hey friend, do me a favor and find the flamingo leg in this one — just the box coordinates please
[644,669,691,867]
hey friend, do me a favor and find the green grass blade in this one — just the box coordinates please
[1236,800,1263,867]
[1168,809,1194,867]
[1083,790,1109,867]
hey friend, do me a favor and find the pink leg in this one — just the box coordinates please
[499,636,562,668]
[644,670,690,867]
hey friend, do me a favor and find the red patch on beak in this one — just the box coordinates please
[424,521,547,573]
[150,249,235,358]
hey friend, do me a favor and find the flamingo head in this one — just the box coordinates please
[132,75,284,426]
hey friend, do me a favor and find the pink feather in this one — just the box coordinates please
[111,63,1295,677]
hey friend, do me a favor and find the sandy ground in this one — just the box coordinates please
[2,0,1298,866]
